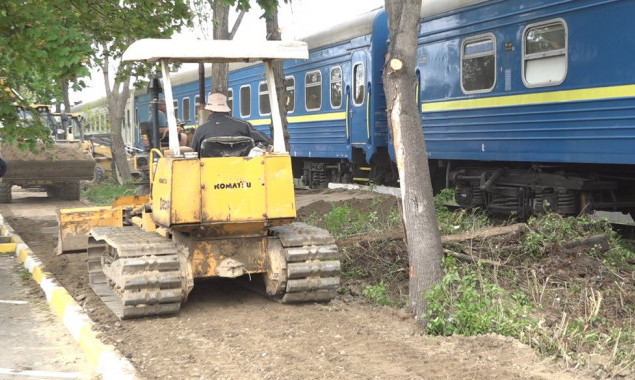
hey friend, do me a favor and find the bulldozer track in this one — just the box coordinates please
[270,223,340,303]
[87,227,189,319]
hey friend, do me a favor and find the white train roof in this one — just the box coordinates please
[420,0,489,18]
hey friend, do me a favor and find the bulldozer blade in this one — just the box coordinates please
[57,206,123,254]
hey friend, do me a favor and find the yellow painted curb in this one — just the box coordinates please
[0,242,17,253]
[0,214,138,380]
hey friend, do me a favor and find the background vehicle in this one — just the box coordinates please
[58,39,341,319]
[0,105,95,203]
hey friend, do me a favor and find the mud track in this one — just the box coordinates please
[0,189,584,379]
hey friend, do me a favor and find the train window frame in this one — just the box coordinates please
[352,62,365,106]
[522,18,568,88]
[194,95,201,124]
[305,70,322,112]
[259,81,271,116]
[330,66,343,109]
[285,76,295,114]
[173,99,179,120]
[240,85,251,118]
[227,88,234,114]
[182,97,190,122]
[460,33,497,94]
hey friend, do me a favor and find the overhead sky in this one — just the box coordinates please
[71,0,384,105]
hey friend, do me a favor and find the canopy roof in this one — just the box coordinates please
[121,39,309,64]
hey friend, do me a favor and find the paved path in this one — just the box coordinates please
[0,254,95,380]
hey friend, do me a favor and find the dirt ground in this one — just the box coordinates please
[0,188,587,379]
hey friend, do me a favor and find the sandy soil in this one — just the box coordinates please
[0,189,586,379]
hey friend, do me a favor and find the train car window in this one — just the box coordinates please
[305,70,322,111]
[227,88,233,114]
[523,19,567,87]
[240,85,251,118]
[259,82,271,116]
[330,66,343,108]
[172,100,179,120]
[353,63,365,105]
[285,76,295,113]
[182,97,190,122]
[461,34,496,94]
[134,108,138,125]
[194,95,201,124]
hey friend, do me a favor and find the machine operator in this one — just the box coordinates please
[190,92,271,154]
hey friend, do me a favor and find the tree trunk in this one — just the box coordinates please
[61,80,71,113]
[101,52,131,183]
[211,0,230,95]
[383,0,443,321]
[265,8,290,150]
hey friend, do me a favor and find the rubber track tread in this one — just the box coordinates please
[87,227,188,319]
[270,222,341,304]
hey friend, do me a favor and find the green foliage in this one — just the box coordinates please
[434,188,492,235]
[522,213,635,268]
[82,177,136,205]
[423,257,534,337]
[320,201,400,239]
[362,281,397,307]
[0,0,193,143]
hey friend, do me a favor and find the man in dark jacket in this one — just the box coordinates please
[190,93,270,154]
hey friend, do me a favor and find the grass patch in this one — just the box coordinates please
[82,177,137,205]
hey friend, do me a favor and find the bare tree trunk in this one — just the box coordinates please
[265,8,290,150]
[61,80,71,113]
[211,0,229,94]
[383,0,443,321]
[210,0,245,95]
[102,52,131,183]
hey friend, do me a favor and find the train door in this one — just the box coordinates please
[350,50,369,146]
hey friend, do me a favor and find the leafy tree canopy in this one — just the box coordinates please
[0,0,192,146]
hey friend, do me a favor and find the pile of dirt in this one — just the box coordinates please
[1,142,89,161]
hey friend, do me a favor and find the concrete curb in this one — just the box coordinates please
[0,214,138,380]
[327,182,402,198]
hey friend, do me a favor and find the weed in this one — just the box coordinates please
[434,189,492,235]
[320,203,401,239]
[423,256,534,337]
[362,281,398,307]
[82,177,137,205]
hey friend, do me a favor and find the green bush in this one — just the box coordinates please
[423,257,534,337]
[362,281,397,307]
[321,202,400,239]
[82,177,137,205]
[434,188,492,235]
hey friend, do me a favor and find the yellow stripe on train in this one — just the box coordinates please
[421,83,635,112]
[250,111,347,126]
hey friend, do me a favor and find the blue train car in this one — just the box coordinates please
[228,8,391,187]
[415,0,635,216]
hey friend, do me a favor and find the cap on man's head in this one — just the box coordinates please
[158,98,166,105]
[205,93,231,112]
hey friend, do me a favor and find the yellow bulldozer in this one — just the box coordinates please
[0,105,95,203]
[57,39,340,319]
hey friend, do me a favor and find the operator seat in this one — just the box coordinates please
[199,136,255,158]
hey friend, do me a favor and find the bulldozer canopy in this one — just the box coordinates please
[121,39,308,64]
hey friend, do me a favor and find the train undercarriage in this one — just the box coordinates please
[294,154,635,219]
[294,148,397,189]
[443,161,635,218]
